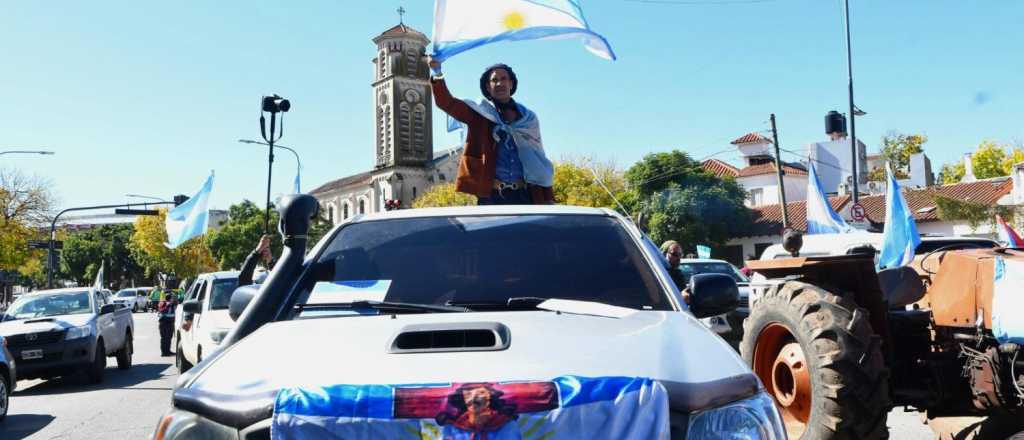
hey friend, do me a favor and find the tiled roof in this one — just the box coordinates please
[377,23,428,39]
[309,170,374,195]
[746,195,853,237]
[856,177,1013,223]
[730,132,772,145]
[737,162,808,178]
[702,159,739,178]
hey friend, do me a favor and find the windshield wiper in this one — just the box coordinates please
[296,300,469,314]
[445,296,550,311]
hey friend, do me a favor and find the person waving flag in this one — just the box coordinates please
[431,0,616,62]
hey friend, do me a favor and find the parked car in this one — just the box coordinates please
[0,335,16,422]
[112,287,153,313]
[0,287,134,383]
[675,258,750,345]
[174,272,239,373]
[154,199,785,439]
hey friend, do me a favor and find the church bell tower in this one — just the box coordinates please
[372,22,433,169]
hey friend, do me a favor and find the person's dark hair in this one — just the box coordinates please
[479,63,518,101]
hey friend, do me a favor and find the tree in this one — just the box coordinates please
[206,200,283,270]
[60,224,145,287]
[937,141,1024,184]
[552,156,627,209]
[867,132,927,181]
[129,208,216,279]
[624,151,751,250]
[0,167,56,270]
[412,183,477,208]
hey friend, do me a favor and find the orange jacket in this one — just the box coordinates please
[431,77,554,204]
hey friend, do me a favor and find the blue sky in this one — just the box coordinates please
[4,0,1021,211]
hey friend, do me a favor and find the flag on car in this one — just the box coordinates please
[431,0,616,62]
[272,376,669,439]
[805,161,853,234]
[996,214,1023,248]
[166,172,214,249]
[93,261,105,290]
[877,164,920,271]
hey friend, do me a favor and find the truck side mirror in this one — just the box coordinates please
[99,304,118,315]
[182,299,201,314]
[688,273,739,319]
[229,285,259,321]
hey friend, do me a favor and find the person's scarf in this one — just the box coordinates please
[463,99,554,188]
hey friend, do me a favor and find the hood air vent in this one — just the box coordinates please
[389,322,510,354]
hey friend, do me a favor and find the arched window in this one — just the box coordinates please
[413,187,417,198]
[343,203,350,220]
[328,206,335,223]
[398,102,411,151]
[359,199,366,214]
[378,50,387,78]
[413,104,426,152]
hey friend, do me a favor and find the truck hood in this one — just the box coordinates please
[176,310,759,428]
[0,314,94,336]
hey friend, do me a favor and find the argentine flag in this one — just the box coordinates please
[996,214,1023,248]
[805,162,853,234]
[165,172,214,249]
[877,165,920,271]
[432,0,616,62]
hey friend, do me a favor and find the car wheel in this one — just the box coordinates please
[86,339,107,384]
[116,331,133,370]
[176,341,192,374]
[0,373,9,422]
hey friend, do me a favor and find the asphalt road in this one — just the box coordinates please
[1,312,176,440]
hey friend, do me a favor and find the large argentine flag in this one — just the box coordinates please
[165,173,213,249]
[805,162,853,234]
[877,165,920,271]
[996,214,1023,248]
[272,376,669,439]
[432,0,616,62]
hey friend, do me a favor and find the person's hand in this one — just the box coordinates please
[681,289,692,305]
[255,235,271,254]
[261,247,272,264]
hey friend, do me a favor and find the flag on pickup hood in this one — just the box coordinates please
[272,376,669,439]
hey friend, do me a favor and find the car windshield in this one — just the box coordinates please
[299,215,670,316]
[210,278,238,310]
[116,290,136,297]
[678,262,748,285]
[3,291,93,321]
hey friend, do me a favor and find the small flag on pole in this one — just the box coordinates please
[877,165,921,271]
[93,261,105,290]
[431,0,616,62]
[166,172,214,249]
[293,171,301,194]
[996,214,1023,248]
[805,162,853,234]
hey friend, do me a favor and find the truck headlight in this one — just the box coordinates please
[687,392,786,440]
[209,329,230,345]
[65,325,93,340]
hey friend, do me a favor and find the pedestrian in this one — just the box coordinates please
[157,293,177,356]
[428,57,555,205]
[660,240,691,305]
[239,234,275,286]
[149,287,162,312]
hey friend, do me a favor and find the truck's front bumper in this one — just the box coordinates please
[11,337,96,380]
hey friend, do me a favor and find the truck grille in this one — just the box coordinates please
[7,330,66,347]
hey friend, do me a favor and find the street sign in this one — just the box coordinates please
[28,240,61,249]
[850,203,866,222]
[114,208,160,216]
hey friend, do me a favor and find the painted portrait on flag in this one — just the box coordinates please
[394,381,559,439]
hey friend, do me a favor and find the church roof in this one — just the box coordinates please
[376,23,428,41]
[309,170,374,195]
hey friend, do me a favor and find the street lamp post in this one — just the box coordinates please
[844,0,860,204]
[238,139,302,193]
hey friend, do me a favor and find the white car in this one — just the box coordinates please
[174,272,239,373]
[112,288,152,313]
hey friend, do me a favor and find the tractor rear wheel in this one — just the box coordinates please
[740,281,890,439]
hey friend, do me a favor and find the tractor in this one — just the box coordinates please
[741,242,1024,439]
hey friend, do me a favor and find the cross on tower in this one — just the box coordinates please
[397,6,406,24]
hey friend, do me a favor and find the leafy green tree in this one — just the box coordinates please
[60,224,145,287]
[937,162,965,185]
[867,132,927,181]
[412,183,477,208]
[130,208,217,279]
[624,151,751,249]
[1,168,56,270]
[937,141,1024,184]
[206,200,283,270]
[552,156,627,210]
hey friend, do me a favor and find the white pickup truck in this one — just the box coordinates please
[0,287,133,383]
[156,198,785,439]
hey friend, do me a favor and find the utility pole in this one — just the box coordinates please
[844,0,860,203]
[770,114,790,228]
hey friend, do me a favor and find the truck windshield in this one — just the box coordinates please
[302,215,670,314]
[116,290,136,297]
[3,291,93,321]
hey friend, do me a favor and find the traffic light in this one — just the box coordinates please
[173,194,189,206]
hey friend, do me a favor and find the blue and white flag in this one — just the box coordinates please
[431,0,616,62]
[877,165,920,270]
[805,162,853,234]
[93,261,105,290]
[272,376,669,439]
[447,114,467,143]
[165,172,214,249]
[696,245,711,259]
[293,171,301,194]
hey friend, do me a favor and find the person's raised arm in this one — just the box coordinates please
[428,57,477,124]
[239,235,271,286]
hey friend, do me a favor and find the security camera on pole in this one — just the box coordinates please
[259,94,290,234]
